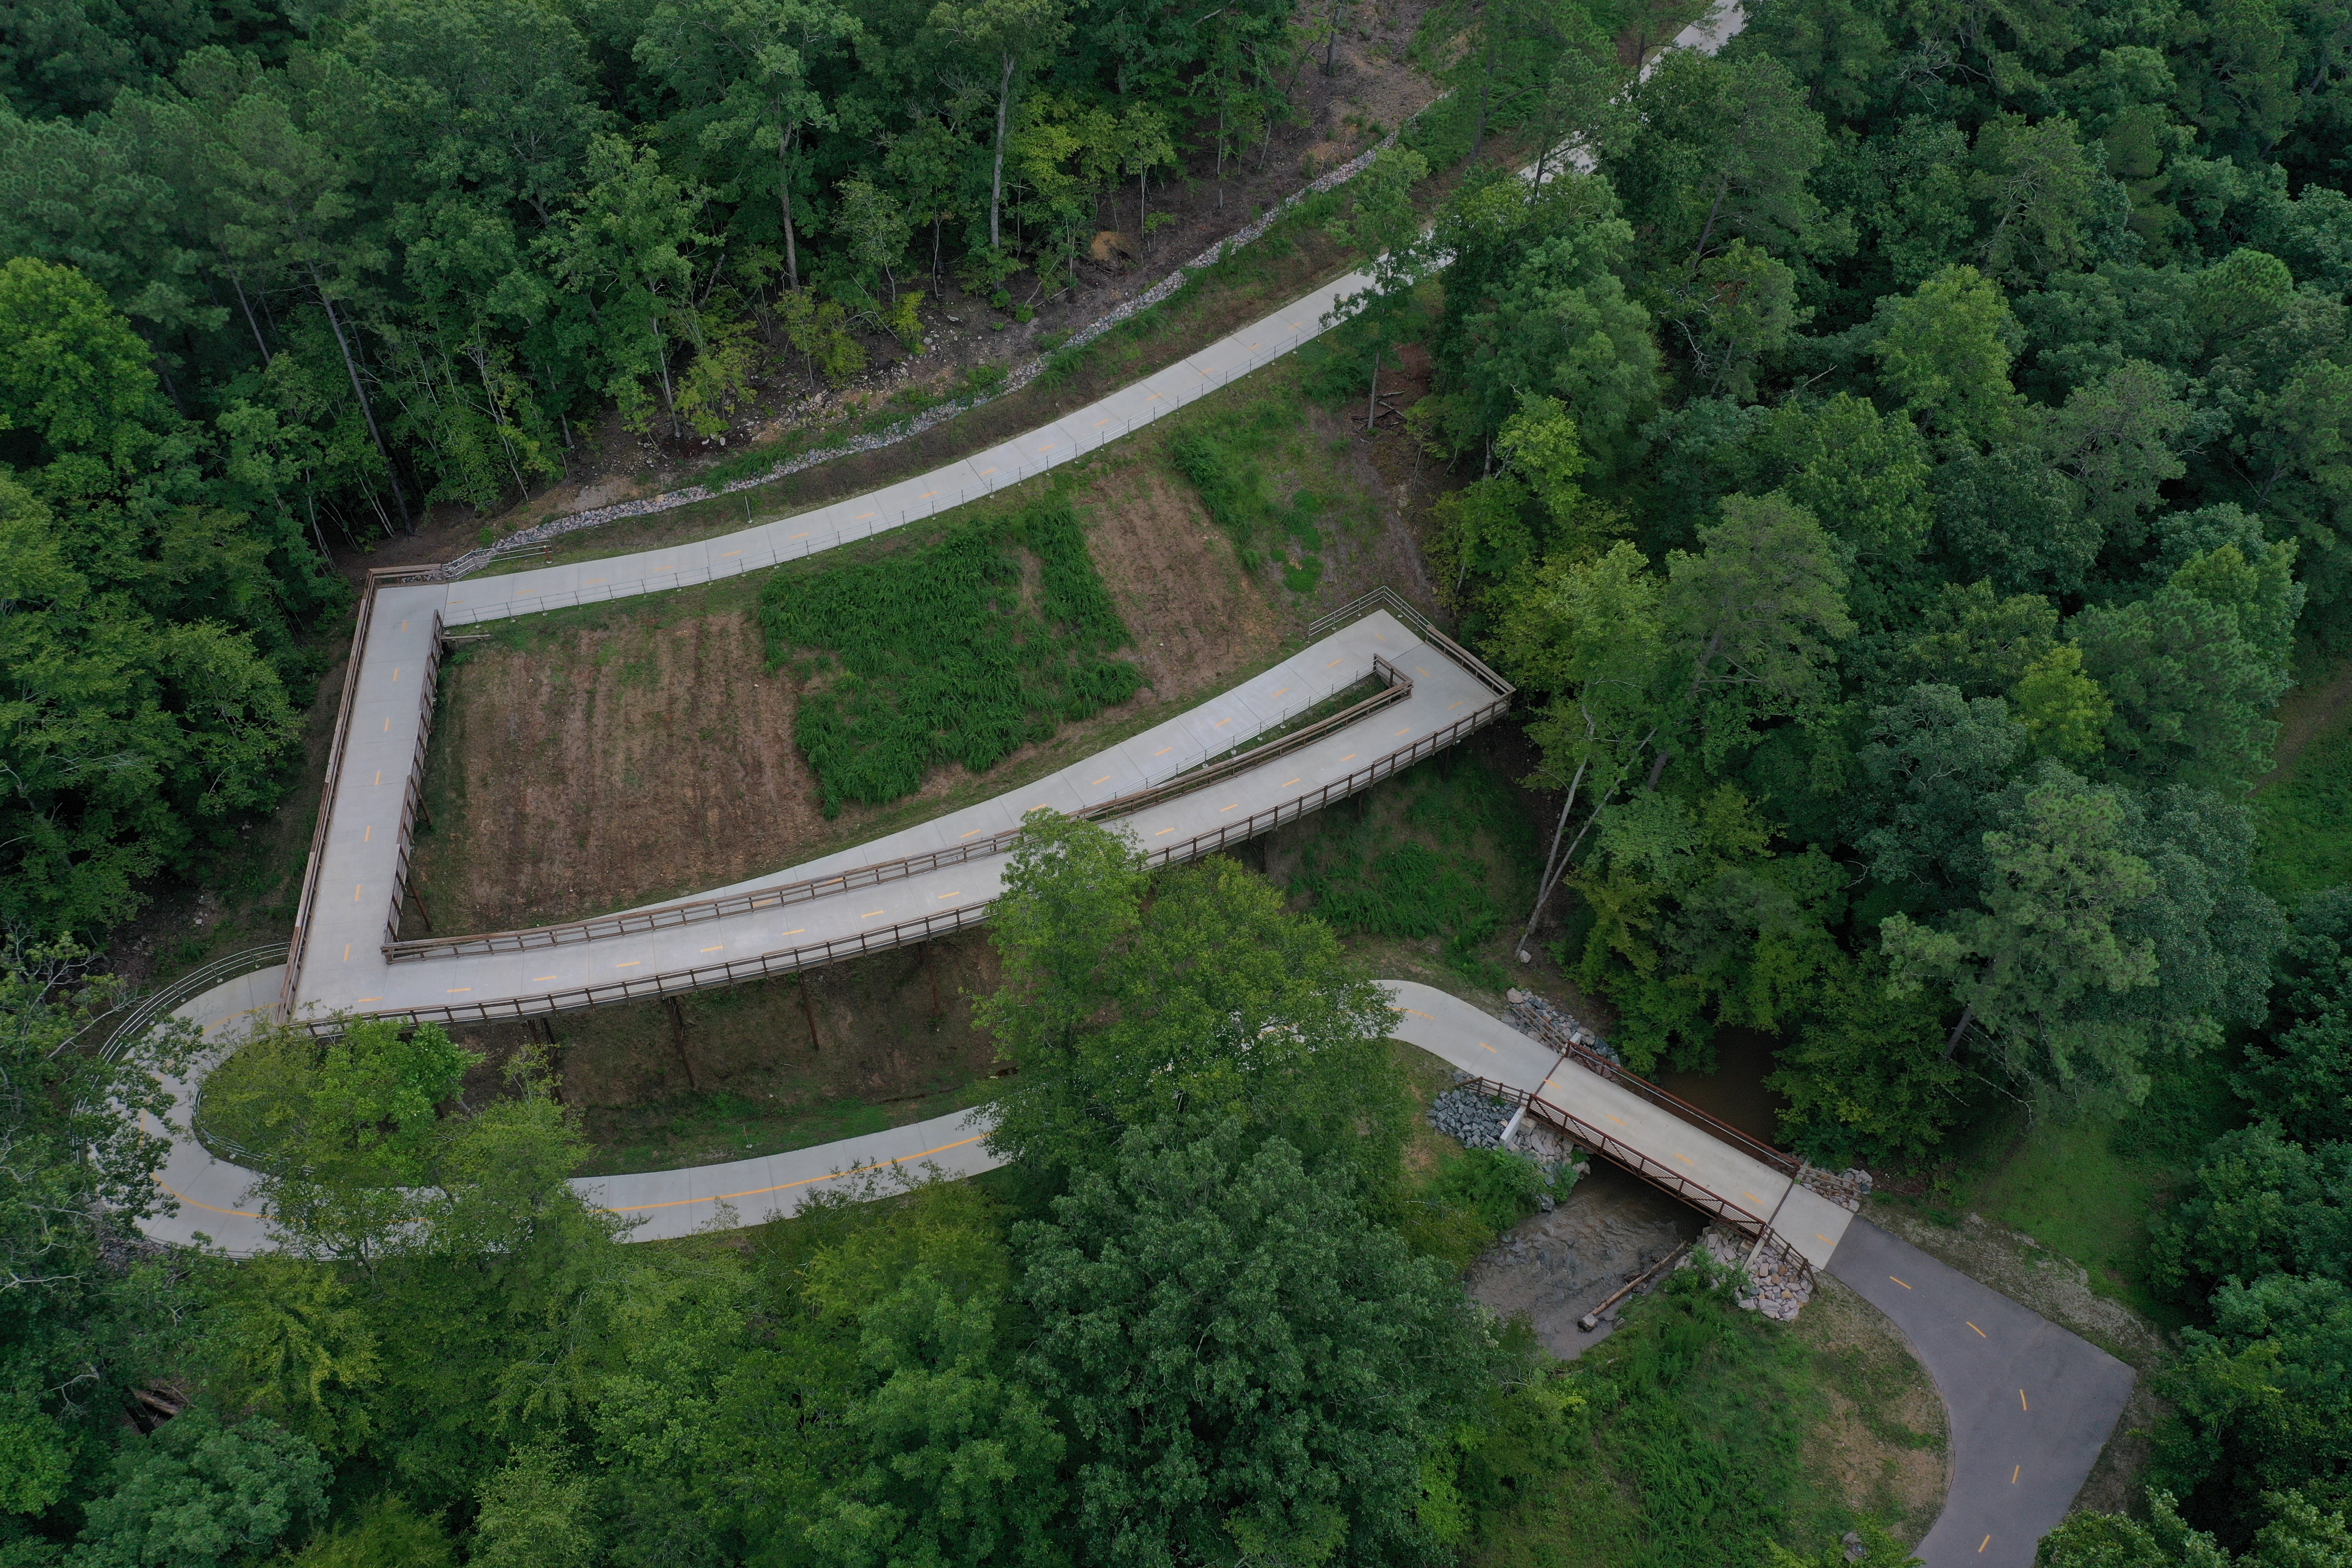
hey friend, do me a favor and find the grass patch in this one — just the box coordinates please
[1468,1268,1825,1565]
[756,497,1140,815]
[1287,746,1537,988]
[2255,698,2352,903]
[1886,1047,2243,1333]
[574,1077,999,1179]
[1171,401,1343,590]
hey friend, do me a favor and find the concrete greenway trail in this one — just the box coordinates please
[147,974,2132,1568]
[134,0,2131,1551]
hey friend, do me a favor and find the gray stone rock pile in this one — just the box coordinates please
[1504,988,1621,1065]
[1429,1086,1517,1150]
[1685,1223,1817,1322]
[1797,1164,1874,1211]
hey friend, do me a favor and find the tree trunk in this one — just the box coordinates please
[933,214,943,295]
[780,120,802,291]
[1324,0,1344,74]
[1365,346,1379,435]
[665,996,700,1090]
[799,975,822,1052]
[1517,756,1591,952]
[1469,19,1501,165]
[990,53,1016,251]
[1942,999,1976,1060]
[308,263,412,533]
[230,270,271,364]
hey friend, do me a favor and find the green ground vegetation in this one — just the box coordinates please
[757,495,1140,814]
[1285,745,1540,990]
[1171,398,1371,594]
[1462,1265,1939,1567]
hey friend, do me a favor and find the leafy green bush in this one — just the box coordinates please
[758,501,1140,814]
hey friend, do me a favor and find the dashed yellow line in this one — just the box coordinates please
[702,945,724,952]
[1968,1321,1987,1338]
[1890,1276,1912,1289]
[615,961,640,969]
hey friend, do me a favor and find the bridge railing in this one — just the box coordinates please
[1449,1072,1813,1278]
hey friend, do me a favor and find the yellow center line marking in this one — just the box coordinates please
[342,944,352,961]
[364,826,373,842]
[1281,778,1300,787]
[392,667,401,681]
[2019,1389,2028,1411]
[979,467,996,476]
[856,511,875,519]
[1219,802,1239,812]
[2012,1466,2021,1484]
[1374,632,1386,640]
[1543,1078,1562,1089]
[790,532,808,539]
[1093,775,1111,784]
[383,718,390,732]
[1744,1191,1763,1204]
[1479,1042,1498,1053]
[784,929,805,936]
[962,827,987,838]
[354,884,364,900]
[1606,1114,1628,1126]
[1890,1277,1912,1289]
[723,549,742,557]
[937,891,961,899]
[1341,753,1357,761]
[1674,1152,1694,1164]
[534,976,557,982]
[355,996,382,1004]
[1154,747,1172,756]
[1038,442,1053,451]
[1980,1537,1991,1554]
[586,578,606,584]
[446,985,474,994]
[1272,687,1289,696]
[862,910,884,918]
[1326,658,1341,667]
[1417,666,1429,677]
[1155,827,1173,836]
[920,490,937,499]
[1968,1321,1987,1338]
[373,770,381,786]
[1147,392,1160,400]
[1094,419,1109,426]
[702,945,723,952]
[1394,727,1411,736]
[1213,717,1231,726]
[401,620,408,631]
[1816,1232,1831,1243]
[616,961,640,969]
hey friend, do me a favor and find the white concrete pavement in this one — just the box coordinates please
[1382,980,1856,1268]
[294,608,1499,1026]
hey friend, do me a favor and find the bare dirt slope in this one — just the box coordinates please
[408,462,1288,935]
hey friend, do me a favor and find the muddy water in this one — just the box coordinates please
[1465,1161,1706,1361]
[1655,1026,1790,1145]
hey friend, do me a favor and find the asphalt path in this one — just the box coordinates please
[1827,1219,2137,1568]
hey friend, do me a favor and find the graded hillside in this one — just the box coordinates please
[401,366,1423,934]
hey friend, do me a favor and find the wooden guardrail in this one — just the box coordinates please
[380,652,1415,964]
[304,685,1514,1032]
[277,566,443,1020]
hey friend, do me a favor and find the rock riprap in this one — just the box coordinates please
[1686,1222,1817,1322]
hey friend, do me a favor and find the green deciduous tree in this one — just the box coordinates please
[977,812,1408,1196]
[73,1411,328,1568]
[1882,762,2162,1101]
[1016,1123,1482,1565]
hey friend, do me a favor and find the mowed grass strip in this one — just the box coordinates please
[758,497,1142,815]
